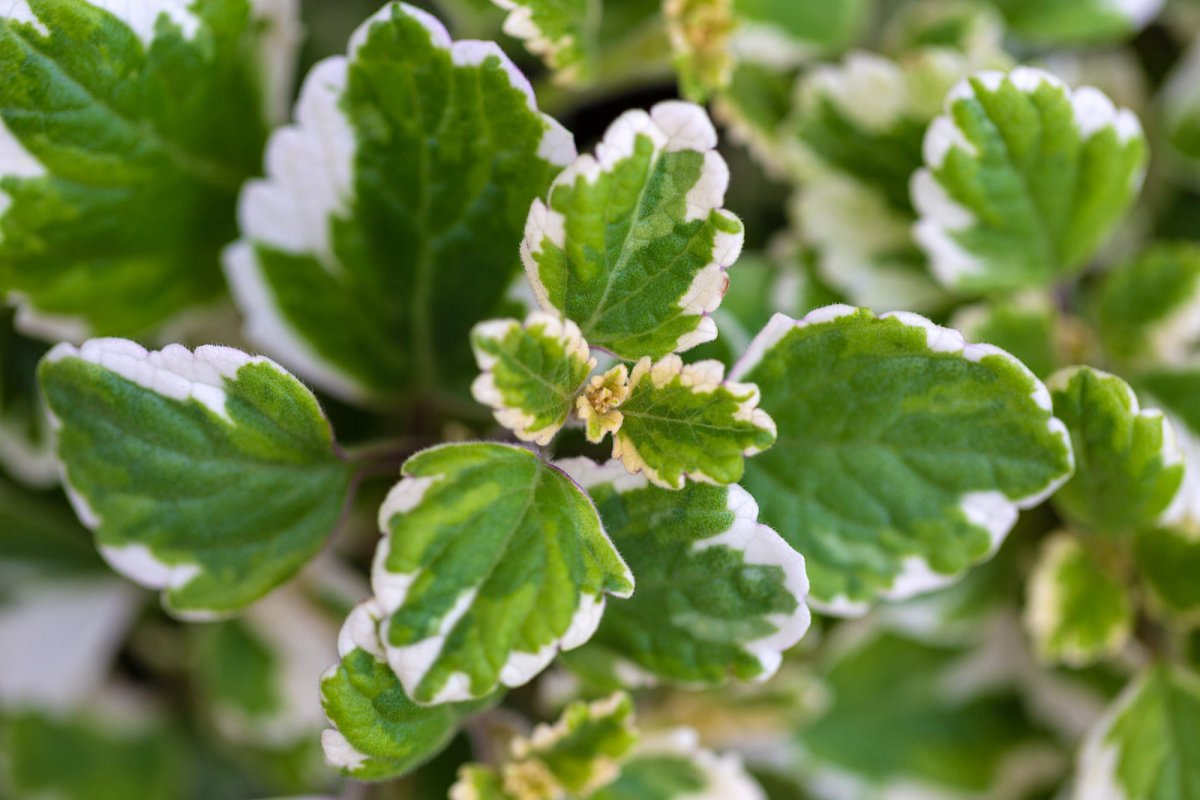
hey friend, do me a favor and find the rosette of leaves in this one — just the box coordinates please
[473,101,778,491]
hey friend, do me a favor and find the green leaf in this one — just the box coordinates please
[451,693,639,799]
[226,2,576,402]
[950,292,1061,379]
[558,458,809,687]
[990,0,1162,45]
[515,693,638,796]
[373,442,634,704]
[794,50,976,214]
[882,0,1006,56]
[1164,41,1200,167]
[787,49,1006,312]
[0,0,298,339]
[665,0,736,102]
[1095,243,1200,367]
[0,318,57,486]
[1024,532,1133,667]
[733,306,1074,614]
[523,101,745,361]
[711,61,799,177]
[491,0,666,86]
[194,576,346,751]
[38,338,353,619]
[1134,526,1200,615]
[471,312,595,445]
[0,477,100,580]
[791,173,949,314]
[1076,665,1200,799]
[0,710,186,800]
[913,68,1147,293]
[1137,367,1200,527]
[797,630,1059,796]
[320,600,495,781]
[591,729,766,800]
[729,0,870,64]
[608,355,776,489]
[1047,366,1183,535]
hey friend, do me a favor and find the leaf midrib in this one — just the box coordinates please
[7,23,251,194]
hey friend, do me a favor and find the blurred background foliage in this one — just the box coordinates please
[7,0,1200,798]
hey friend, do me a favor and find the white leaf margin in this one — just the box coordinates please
[1046,365,1185,528]
[1024,531,1132,668]
[1074,666,1200,800]
[522,100,744,356]
[491,0,581,83]
[319,598,388,776]
[41,338,323,621]
[613,354,776,490]
[730,304,1075,617]
[471,311,595,446]
[0,0,302,341]
[225,1,578,403]
[911,66,1146,289]
[370,443,634,705]
[557,456,811,682]
[631,728,768,800]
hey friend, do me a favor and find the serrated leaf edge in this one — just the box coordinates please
[225,2,577,402]
[319,599,387,775]
[42,338,323,620]
[522,100,744,356]
[558,456,811,680]
[1,0,298,340]
[912,67,1145,289]
[732,305,1075,616]
[371,443,634,705]
[613,354,776,490]
[471,312,596,445]
[491,0,581,83]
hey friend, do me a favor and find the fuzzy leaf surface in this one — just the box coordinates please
[37,339,351,618]
[913,67,1147,293]
[559,458,809,687]
[733,306,1074,614]
[611,355,776,489]
[524,101,744,361]
[373,443,634,705]
[227,2,575,402]
[0,0,296,339]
